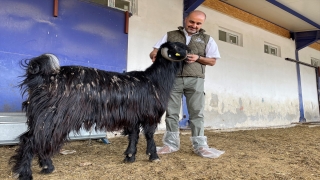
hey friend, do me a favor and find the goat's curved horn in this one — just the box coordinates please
[161,47,188,61]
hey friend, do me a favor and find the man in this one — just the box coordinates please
[149,10,224,158]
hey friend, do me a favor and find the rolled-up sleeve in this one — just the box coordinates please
[153,34,168,49]
[206,37,221,59]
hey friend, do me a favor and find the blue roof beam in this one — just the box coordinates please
[266,0,320,30]
[295,30,320,51]
[183,0,205,18]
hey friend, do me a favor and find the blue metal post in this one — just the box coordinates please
[295,50,306,122]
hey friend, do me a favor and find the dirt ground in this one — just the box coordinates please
[1,124,320,180]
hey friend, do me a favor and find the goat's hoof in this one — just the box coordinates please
[12,173,19,179]
[15,174,33,180]
[40,166,54,174]
[151,158,160,163]
[123,156,135,163]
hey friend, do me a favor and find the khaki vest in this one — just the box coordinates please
[167,26,210,78]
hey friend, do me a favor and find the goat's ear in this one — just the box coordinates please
[28,62,40,74]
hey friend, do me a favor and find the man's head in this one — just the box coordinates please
[184,10,206,36]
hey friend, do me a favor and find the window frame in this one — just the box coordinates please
[86,0,137,14]
[218,28,242,46]
[264,42,281,57]
[108,0,132,12]
[311,57,320,67]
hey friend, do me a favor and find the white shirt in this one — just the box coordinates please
[153,29,221,59]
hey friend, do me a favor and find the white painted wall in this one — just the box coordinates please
[299,47,320,121]
[127,1,320,130]
[199,6,303,129]
[127,0,183,71]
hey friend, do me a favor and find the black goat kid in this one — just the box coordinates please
[9,42,189,180]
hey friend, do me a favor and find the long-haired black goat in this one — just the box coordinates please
[9,42,189,180]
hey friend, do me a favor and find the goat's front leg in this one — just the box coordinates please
[143,124,160,162]
[38,156,55,174]
[123,125,140,163]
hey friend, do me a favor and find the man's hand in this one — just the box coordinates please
[149,48,158,62]
[187,54,216,66]
[186,54,199,63]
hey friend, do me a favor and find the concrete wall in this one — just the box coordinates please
[200,6,303,129]
[127,1,320,130]
[127,0,183,72]
[299,47,320,121]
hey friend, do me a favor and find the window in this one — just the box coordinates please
[311,57,320,67]
[87,0,137,14]
[264,43,280,57]
[109,0,131,11]
[218,29,242,46]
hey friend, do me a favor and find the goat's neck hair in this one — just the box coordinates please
[145,52,182,88]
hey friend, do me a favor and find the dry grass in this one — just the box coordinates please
[1,125,320,179]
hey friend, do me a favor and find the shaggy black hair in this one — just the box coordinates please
[9,41,189,180]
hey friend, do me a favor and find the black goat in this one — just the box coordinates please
[9,42,189,180]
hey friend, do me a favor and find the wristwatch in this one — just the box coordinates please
[196,55,201,61]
